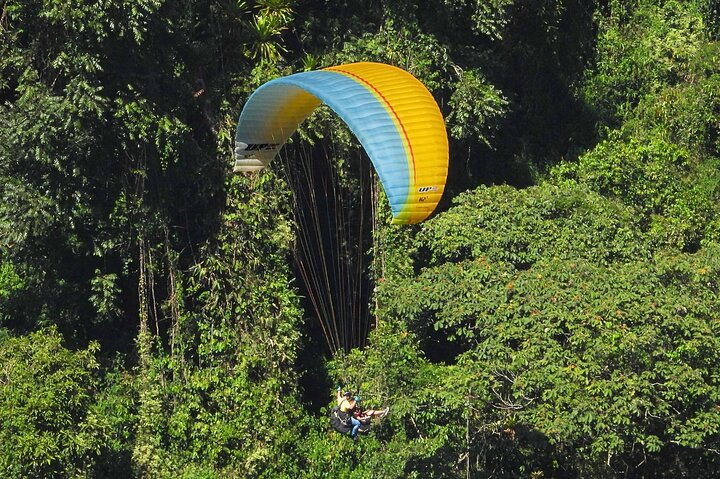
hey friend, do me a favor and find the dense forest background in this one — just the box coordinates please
[1,0,719,477]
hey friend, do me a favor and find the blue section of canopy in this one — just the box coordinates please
[235,70,410,215]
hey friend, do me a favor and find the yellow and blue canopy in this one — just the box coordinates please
[234,62,448,224]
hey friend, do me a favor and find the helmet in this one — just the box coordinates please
[343,391,352,397]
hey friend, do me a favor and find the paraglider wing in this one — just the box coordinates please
[234,62,448,224]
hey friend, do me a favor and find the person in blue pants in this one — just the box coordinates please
[335,388,389,440]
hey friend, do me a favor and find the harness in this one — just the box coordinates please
[330,405,352,432]
[329,401,372,436]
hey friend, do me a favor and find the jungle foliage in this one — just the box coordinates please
[0,0,719,478]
